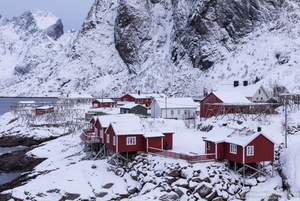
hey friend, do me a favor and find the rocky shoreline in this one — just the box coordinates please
[0,135,59,193]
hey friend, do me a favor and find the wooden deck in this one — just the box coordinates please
[80,129,101,143]
[148,147,215,163]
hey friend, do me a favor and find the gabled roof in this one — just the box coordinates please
[97,114,138,128]
[110,119,144,135]
[124,93,166,99]
[154,97,198,109]
[204,128,275,147]
[120,103,147,109]
[212,91,251,104]
[18,101,36,104]
[93,99,115,103]
[216,83,269,98]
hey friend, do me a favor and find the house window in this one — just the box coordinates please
[230,144,237,154]
[184,110,187,115]
[126,137,136,145]
[258,89,261,94]
[113,136,116,146]
[123,98,128,101]
[106,134,110,143]
[137,98,142,103]
[207,142,211,150]
[94,128,98,136]
[177,110,180,115]
[247,146,254,156]
[171,110,174,115]
[100,130,103,138]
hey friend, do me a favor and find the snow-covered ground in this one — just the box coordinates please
[0,104,300,200]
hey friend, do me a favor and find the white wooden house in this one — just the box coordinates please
[150,97,198,119]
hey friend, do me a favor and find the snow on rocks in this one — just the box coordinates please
[101,153,270,200]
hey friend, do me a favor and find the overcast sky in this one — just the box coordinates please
[0,0,94,31]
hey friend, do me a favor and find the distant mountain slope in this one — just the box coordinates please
[0,0,300,97]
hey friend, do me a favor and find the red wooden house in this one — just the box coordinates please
[200,91,251,118]
[203,129,275,164]
[35,105,55,115]
[92,99,115,108]
[120,93,166,107]
[144,131,174,151]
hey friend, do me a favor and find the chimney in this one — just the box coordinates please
[243,80,248,86]
[257,126,261,132]
[233,81,239,87]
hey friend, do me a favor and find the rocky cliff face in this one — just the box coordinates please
[0,0,300,97]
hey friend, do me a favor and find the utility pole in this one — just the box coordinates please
[284,96,288,148]
[165,97,167,119]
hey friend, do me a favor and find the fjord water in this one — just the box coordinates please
[0,97,57,186]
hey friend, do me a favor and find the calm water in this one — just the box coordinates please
[0,97,57,115]
[0,97,57,185]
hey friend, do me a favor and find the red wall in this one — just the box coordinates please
[92,100,114,108]
[147,137,163,150]
[245,134,274,163]
[120,94,136,102]
[118,135,145,153]
[200,93,223,118]
[216,143,225,159]
[205,141,215,154]
[120,94,152,107]
[224,143,243,164]
[35,107,54,115]
[163,133,173,150]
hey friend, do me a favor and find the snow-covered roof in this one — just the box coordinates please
[154,97,198,109]
[213,91,251,104]
[110,119,143,135]
[204,128,275,147]
[97,114,138,128]
[216,83,265,98]
[126,93,166,99]
[93,99,115,103]
[36,105,54,109]
[143,132,165,138]
[120,103,146,109]
[18,101,36,104]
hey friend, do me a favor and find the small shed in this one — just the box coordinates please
[143,132,165,151]
[120,93,166,107]
[120,103,148,116]
[35,105,54,115]
[92,99,115,108]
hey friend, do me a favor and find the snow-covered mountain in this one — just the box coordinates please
[1,0,300,97]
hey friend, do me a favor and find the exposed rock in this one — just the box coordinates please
[102,183,114,189]
[212,197,224,201]
[168,169,180,177]
[165,176,177,184]
[257,176,267,183]
[196,182,213,198]
[206,189,216,201]
[159,191,179,201]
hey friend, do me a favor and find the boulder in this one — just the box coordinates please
[196,182,213,198]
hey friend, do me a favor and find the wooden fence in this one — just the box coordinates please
[148,147,215,163]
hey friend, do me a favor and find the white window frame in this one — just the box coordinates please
[94,128,98,136]
[230,144,237,154]
[106,134,110,143]
[126,137,136,145]
[113,136,116,146]
[247,146,254,156]
[100,129,103,138]
[177,110,180,115]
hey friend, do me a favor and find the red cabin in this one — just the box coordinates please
[203,130,275,164]
[35,105,54,115]
[200,91,251,118]
[120,93,166,107]
[92,99,115,108]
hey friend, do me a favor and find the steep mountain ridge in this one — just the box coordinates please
[0,0,300,97]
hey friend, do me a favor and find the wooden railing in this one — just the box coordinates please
[148,147,215,163]
[80,129,101,143]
